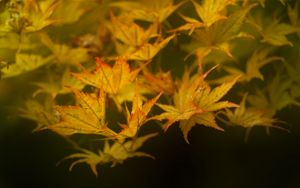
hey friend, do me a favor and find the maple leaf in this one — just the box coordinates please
[184,4,256,60]
[118,90,162,138]
[260,21,298,46]
[288,2,300,38]
[172,13,204,35]
[110,15,158,48]
[73,57,139,95]
[248,13,298,46]
[32,69,85,99]
[4,0,59,33]
[153,69,208,130]
[62,133,157,176]
[284,58,300,100]
[113,82,152,105]
[212,48,284,83]
[40,33,89,65]
[127,34,175,61]
[49,89,117,137]
[110,0,184,23]
[153,67,239,143]
[179,76,239,143]
[19,99,58,132]
[192,0,236,27]
[52,0,87,25]
[109,14,174,61]
[247,73,299,116]
[142,69,176,95]
[173,0,237,34]
[1,53,53,78]
[24,0,59,32]
[219,94,287,141]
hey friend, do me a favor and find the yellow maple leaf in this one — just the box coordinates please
[49,89,117,137]
[248,12,298,46]
[61,133,157,176]
[127,35,175,61]
[184,4,256,60]
[119,90,162,138]
[73,57,139,95]
[110,14,158,48]
[153,67,239,143]
[192,0,236,27]
[142,69,176,95]
[219,94,288,141]
[212,48,284,83]
[19,99,58,132]
[110,0,184,23]
[1,53,53,78]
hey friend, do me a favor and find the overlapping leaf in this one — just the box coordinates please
[73,57,139,95]
[153,68,239,143]
[184,4,256,60]
[1,53,53,78]
[119,91,162,138]
[62,133,157,176]
[212,48,284,83]
[49,89,117,137]
[110,0,184,23]
[220,94,287,141]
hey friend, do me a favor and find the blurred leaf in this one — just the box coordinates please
[187,4,256,60]
[1,53,53,78]
[63,133,157,176]
[19,99,58,131]
[192,0,236,27]
[128,35,175,61]
[110,0,184,23]
[213,48,284,83]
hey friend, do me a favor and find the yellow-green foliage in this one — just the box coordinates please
[0,0,299,176]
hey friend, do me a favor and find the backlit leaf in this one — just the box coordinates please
[49,89,117,137]
[73,57,139,94]
[119,92,162,138]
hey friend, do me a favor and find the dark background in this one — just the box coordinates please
[0,105,300,188]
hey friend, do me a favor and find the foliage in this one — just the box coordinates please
[0,0,299,176]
